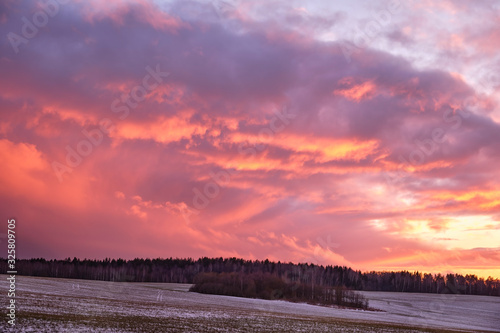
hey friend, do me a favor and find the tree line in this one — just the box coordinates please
[190,272,369,309]
[1,257,498,296]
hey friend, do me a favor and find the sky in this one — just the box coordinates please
[1,0,500,279]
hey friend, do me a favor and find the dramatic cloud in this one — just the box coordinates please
[1,0,499,278]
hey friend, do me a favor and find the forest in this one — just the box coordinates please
[190,272,369,309]
[1,257,498,296]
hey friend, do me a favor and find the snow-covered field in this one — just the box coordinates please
[0,275,498,332]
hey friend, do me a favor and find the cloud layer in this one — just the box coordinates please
[1,0,499,278]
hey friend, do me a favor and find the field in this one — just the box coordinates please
[1,275,499,332]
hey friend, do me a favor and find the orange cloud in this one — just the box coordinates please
[230,132,380,164]
[0,139,47,198]
[111,111,208,144]
[430,190,500,211]
[334,79,377,102]
[0,139,92,210]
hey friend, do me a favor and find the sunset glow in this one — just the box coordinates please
[1,0,499,279]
